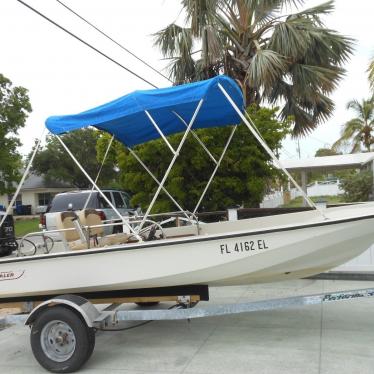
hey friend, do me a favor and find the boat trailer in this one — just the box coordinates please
[1,285,374,372]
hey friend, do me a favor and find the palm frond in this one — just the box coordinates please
[346,99,361,111]
[330,138,342,152]
[368,57,374,90]
[268,17,311,59]
[293,0,335,26]
[201,25,223,65]
[333,135,362,153]
[153,24,193,58]
[340,118,364,137]
[311,92,335,123]
[332,116,366,153]
[280,98,315,135]
[321,29,355,65]
[362,100,374,122]
[290,64,342,94]
[251,0,302,30]
[266,79,291,104]
[247,49,287,89]
[167,55,197,84]
[182,0,218,36]
[276,86,334,135]
[212,11,246,53]
[216,1,244,33]
[351,139,362,153]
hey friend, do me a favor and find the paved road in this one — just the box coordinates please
[1,279,374,373]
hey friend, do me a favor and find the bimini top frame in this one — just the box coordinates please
[0,75,325,235]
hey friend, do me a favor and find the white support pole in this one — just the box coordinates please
[172,111,217,165]
[138,99,204,231]
[127,147,192,222]
[193,125,237,214]
[371,160,374,200]
[145,110,176,155]
[0,128,46,228]
[56,135,143,241]
[218,83,327,219]
[83,134,114,210]
[301,170,308,207]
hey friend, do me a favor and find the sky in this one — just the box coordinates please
[1,0,373,160]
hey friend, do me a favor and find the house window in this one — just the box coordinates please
[8,193,22,206]
[38,193,52,206]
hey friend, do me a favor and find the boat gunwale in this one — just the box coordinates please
[2,209,374,265]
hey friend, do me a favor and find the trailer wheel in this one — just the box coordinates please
[30,306,95,373]
[85,326,96,362]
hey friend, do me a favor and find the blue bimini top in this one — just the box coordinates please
[46,75,244,147]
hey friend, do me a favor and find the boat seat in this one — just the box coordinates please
[77,209,131,248]
[77,209,104,237]
[56,211,90,251]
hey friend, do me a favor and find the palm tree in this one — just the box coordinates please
[332,99,374,152]
[154,0,353,135]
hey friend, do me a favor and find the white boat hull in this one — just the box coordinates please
[2,203,374,300]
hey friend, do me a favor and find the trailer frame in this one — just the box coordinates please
[1,285,374,372]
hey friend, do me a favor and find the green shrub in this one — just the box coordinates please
[340,171,373,202]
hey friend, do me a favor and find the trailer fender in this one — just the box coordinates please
[25,294,100,328]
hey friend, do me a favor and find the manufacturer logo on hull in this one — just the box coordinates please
[0,270,25,281]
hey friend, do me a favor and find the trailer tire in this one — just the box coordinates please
[30,306,95,373]
[85,326,96,362]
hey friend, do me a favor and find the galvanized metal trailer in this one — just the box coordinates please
[1,285,374,373]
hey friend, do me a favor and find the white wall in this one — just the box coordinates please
[0,188,75,215]
[22,191,37,212]
[305,180,343,197]
[260,180,342,208]
[260,191,284,208]
[260,188,298,208]
[0,195,7,210]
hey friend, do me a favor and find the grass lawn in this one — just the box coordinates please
[281,195,345,208]
[14,218,40,237]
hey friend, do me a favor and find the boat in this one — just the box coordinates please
[1,75,374,302]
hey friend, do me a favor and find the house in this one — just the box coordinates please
[0,173,75,215]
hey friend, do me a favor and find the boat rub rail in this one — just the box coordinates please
[0,212,372,266]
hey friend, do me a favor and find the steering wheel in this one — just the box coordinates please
[137,220,166,241]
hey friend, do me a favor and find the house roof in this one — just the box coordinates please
[280,152,374,172]
[21,173,73,190]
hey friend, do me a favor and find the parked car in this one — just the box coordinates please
[42,190,138,240]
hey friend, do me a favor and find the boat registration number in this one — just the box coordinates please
[220,240,268,254]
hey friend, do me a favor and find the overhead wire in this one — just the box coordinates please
[55,0,172,84]
[16,0,158,89]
